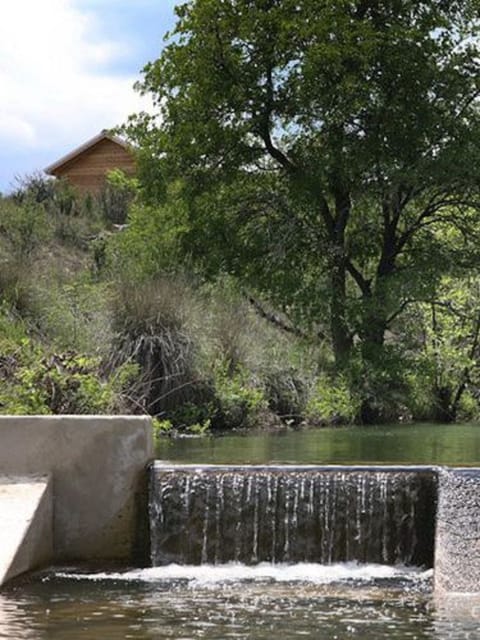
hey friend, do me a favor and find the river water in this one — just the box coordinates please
[156,423,480,466]
[3,563,480,639]
[2,423,480,639]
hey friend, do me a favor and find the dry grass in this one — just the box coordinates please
[106,276,206,415]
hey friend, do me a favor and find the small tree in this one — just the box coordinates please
[97,169,139,225]
[417,278,480,422]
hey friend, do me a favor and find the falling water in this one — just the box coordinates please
[149,464,437,567]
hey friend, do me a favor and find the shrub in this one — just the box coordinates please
[97,169,138,225]
[305,373,359,425]
[263,368,307,425]
[105,276,204,416]
[105,183,190,283]
[0,336,136,416]
[32,276,113,354]
[11,172,56,205]
[0,197,51,260]
[210,362,266,430]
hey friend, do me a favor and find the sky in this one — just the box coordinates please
[0,0,179,193]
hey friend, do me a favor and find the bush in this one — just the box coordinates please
[210,362,266,430]
[263,368,307,425]
[305,373,359,425]
[105,276,204,416]
[0,318,136,416]
[105,183,189,283]
[97,169,138,225]
[10,173,108,249]
[0,197,51,260]
[32,276,113,354]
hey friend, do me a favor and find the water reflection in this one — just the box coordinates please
[157,423,480,466]
[0,594,41,640]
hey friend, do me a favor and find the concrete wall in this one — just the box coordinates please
[0,416,153,564]
[0,475,53,585]
[434,468,480,595]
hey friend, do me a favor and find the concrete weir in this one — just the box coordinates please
[1,416,480,599]
[150,462,480,598]
[434,468,480,596]
[0,416,153,587]
[0,475,53,585]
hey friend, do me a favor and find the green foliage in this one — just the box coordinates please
[169,401,212,430]
[211,362,266,429]
[152,417,174,440]
[106,168,139,193]
[124,0,480,419]
[187,419,212,435]
[17,353,110,414]
[152,416,214,442]
[0,197,52,314]
[305,374,359,425]
[106,182,189,282]
[0,197,51,259]
[11,172,56,205]
[105,275,201,419]
[0,327,136,416]
[33,276,113,354]
[98,169,139,225]
[50,180,77,217]
[11,172,122,249]
[407,277,480,422]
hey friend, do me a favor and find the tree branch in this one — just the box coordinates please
[396,192,479,255]
[345,258,371,296]
[246,294,326,341]
[386,298,418,325]
[256,64,296,173]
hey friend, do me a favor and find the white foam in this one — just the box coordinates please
[54,562,432,586]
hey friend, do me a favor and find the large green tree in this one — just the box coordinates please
[126,0,480,412]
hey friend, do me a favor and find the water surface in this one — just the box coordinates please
[156,423,480,466]
[4,563,479,640]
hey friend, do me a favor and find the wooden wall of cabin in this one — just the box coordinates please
[54,138,136,195]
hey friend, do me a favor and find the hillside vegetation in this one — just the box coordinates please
[0,175,337,431]
[1,172,480,431]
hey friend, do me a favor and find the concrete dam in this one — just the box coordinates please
[0,416,478,597]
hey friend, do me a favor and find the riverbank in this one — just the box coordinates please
[2,177,480,430]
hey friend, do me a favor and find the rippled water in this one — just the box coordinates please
[2,564,480,640]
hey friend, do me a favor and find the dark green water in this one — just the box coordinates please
[156,423,480,466]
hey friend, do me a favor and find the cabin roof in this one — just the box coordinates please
[44,130,132,175]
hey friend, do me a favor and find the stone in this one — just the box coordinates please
[434,468,480,594]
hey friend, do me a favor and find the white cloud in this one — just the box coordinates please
[0,112,36,146]
[0,0,150,164]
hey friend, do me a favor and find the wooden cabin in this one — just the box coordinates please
[44,131,136,194]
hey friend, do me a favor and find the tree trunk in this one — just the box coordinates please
[330,251,352,370]
[358,282,390,425]
[433,386,456,423]
[328,182,353,370]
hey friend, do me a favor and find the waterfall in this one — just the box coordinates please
[149,464,437,567]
